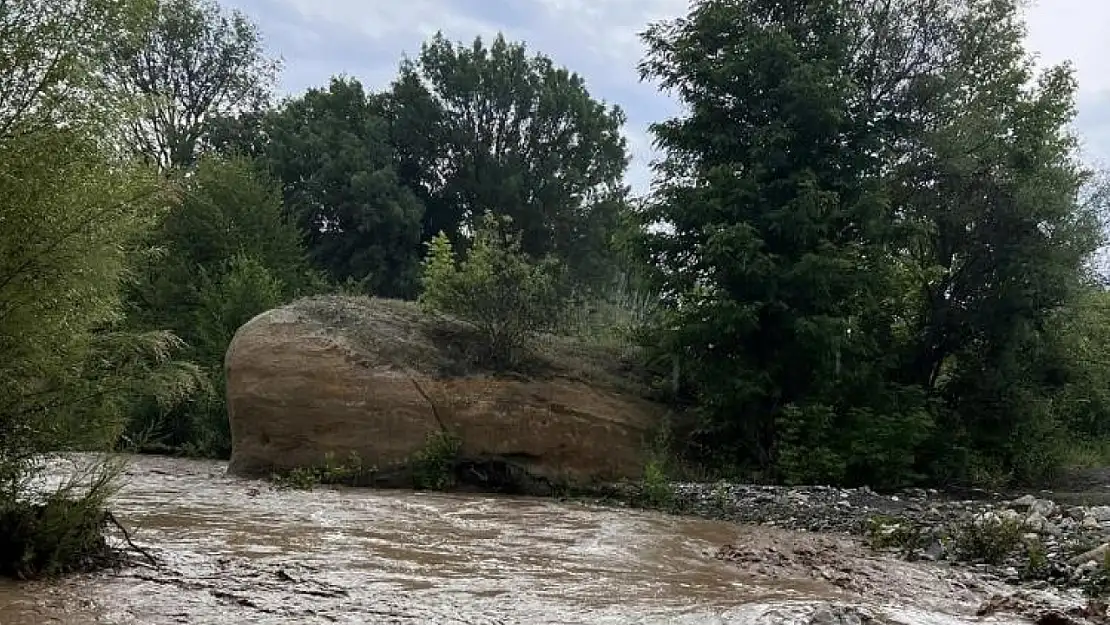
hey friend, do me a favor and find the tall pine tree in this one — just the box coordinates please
[638,0,930,485]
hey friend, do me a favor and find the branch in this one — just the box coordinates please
[406,371,449,434]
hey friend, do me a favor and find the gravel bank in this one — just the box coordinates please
[591,480,1110,599]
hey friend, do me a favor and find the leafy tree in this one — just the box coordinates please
[212,77,425,297]
[102,0,279,171]
[131,155,313,331]
[419,212,566,369]
[386,32,630,291]
[635,0,1107,488]
[183,254,285,456]
[0,0,199,578]
[637,0,932,486]
[126,155,317,453]
[887,0,1102,483]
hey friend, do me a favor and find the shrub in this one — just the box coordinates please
[411,431,462,491]
[418,212,567,369]
[951,515,1025,565]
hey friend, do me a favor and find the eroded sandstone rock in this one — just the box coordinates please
[225,296,665,486]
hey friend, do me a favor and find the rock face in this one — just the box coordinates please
[225,296,665,485]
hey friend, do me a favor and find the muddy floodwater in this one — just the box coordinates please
[0,456,1085,624]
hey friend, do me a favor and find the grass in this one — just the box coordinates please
[0,458,138,580]
[286,296,655,397]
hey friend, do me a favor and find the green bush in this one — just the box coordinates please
[123,156,318,457]
[185,254,286,456]
[951,516,1025,565]
[411,431,462,491]
[0,466,124,579]
[418,212,567,369]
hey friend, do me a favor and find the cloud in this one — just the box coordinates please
[1023,0,1110,167]
[222,0,1110,191]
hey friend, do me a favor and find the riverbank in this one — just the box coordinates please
[583,479,1110,608]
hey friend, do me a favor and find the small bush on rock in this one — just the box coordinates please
[419,212,567,369]
[270,451,373,490]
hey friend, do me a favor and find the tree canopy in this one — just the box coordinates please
[385,32,631,291]
[635,0,1106,487]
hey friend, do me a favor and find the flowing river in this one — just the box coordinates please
[0,455,1083,624]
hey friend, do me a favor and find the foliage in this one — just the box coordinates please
[887,0,1100,485]
[419,213,567,369]
[385,32,631,291]
[635,0,933,486]
[124,155,314,455]
[638,458,675,511]
[211,78,425,297]
[864,515,928,558]
[270,451,372,490]
[633,0,1106,488]
[182,254,285,456]
[0,462,124,579]
[410,431,462,491]
[951,516,1025,565]
[102,0,280,171]
[0,125,199,496]
[0,0,156,140]
[0,0,198,579]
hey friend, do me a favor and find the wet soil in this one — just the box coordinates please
[0,455,1096,624]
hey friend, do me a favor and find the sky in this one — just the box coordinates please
[219,0,1110,194]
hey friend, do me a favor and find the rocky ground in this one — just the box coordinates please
[587,479,1110,621]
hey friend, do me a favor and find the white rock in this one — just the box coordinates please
[1024,511,1049,532]
[1011,494,1037,508]
[1029,498,1056,517]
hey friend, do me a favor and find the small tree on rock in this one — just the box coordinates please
[419,213,566,369]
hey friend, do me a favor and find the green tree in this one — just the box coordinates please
[636,0,1106,488]
[386,32,630,291]
[419,212,566,369]
[183,254,285,456]
[637,0,931,486]
[887,0,1102,483]
[125,155,316,453]
[102,0,280,171]
[0,0,199,578]
[211,77,425,297]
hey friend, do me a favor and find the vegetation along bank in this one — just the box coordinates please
[6,0,1110,601]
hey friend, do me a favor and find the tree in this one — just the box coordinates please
[131,155,313,331]
[419,213,566,369]
[636,0,933,486]
[126,155,317,453]
[101,0,279,171]
[215,77,426,297]
[888,0,1103,483]
[386,32,631,291]
[636,0,1106,487]
[0,0,199,578]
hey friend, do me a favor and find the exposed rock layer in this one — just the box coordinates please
[225,296,664,484]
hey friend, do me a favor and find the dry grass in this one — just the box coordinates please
[281,296,654,396]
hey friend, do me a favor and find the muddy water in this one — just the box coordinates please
[0,456,1068,624]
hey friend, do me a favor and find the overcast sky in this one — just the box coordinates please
[220,0,1110,194]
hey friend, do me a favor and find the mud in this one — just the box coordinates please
[0,455,1096,624]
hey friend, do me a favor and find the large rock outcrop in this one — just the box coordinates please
[225,296,666,486]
